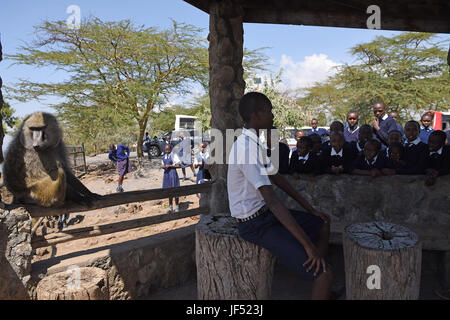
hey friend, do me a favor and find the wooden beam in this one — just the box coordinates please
[11,181,213,218]
[31,206,209,249]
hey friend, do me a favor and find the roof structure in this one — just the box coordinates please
[184,0,450,33]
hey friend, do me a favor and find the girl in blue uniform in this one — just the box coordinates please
[162,144,180,213]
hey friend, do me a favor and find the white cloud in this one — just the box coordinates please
[279,53,340,90]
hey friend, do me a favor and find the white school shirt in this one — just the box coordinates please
[227,128,272,220]
[161,152,180,166]
[194,151,210,166]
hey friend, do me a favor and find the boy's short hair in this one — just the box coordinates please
[330,121,344,132]
[347,110,358,116]
[359,124,372,132]
[429,130,446,145]
[309,133,322,144]
[330,131,344,140]
[373,99,386,108]
[365,139,382,152]
[388,129,403,137]
[238,92,271,123]
[109,144,115,150]
[405,120,420,131]
[297,136,313,149]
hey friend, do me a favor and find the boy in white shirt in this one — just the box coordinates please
[228,92,334,300]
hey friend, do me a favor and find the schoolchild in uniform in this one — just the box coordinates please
[321,121,349,154]
[384,130,403,157]
[319,131,356,174]
[424,130,450,186]
[351,139,389,178]
[161,144,181,213]
[372,100,398,146]
[228,92,334,300]
[382,142,407,175]
[349,124,373,156]
[419,113,434,144]
[309,133,323,157]
[344,111,360,143]
[396,120,428,175]
[289,136,321,178]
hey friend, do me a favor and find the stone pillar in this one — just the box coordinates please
[208,0,245,214]
[0,208,33,299]
[0,37,4,164]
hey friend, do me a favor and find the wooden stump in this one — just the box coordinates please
[196,213,276,300]
[343,222,422,300]
[36,267,109,300]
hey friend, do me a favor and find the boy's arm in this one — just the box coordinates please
[258,185,327,275]
[268,173,330,223]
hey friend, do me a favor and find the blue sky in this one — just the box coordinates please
[0,0,447,120]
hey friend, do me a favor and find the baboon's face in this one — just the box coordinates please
[21,112,62,151]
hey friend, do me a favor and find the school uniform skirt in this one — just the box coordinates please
[117,158,132,177]
[162,168,180,189]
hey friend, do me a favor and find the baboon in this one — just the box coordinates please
[3,112,100,207]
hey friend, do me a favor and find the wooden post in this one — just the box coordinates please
[82,143,87,174]
[196,213,276,300]
[343,222,422,300]
[36,267,109,300]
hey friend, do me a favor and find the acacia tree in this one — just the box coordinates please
[301,32,449,124]
[7,18,208,156]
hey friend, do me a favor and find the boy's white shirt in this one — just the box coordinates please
[331,148,343,157]
[194,151,210,165]
[227,128,272,220]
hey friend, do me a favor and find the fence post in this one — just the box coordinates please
[82,143,87,175]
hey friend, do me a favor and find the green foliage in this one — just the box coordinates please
[7,17,208,156]
[261,69,311,130]
[149,104,199,137]
[301,32,449,124]
[1,101,19,134]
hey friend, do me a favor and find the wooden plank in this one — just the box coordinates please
[12,181,213,218]
[31,206,209,249]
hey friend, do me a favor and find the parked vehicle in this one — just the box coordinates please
[142,136,162,158]
[427,110,450,131]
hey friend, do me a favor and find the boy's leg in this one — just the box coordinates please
[238,211,332,299]
[311,268,334,300]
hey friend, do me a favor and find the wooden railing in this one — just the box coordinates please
[17,181,214,250]
[66,144,87,177]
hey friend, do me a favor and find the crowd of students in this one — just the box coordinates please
[278,100,450,186]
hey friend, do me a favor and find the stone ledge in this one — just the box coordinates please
[274,174,450,251]
[30,225,197,299]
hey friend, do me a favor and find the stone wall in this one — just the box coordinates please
[274,174,450,227]
[30,225,197,300]
[0,208,33,299]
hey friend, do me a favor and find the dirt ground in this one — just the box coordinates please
[1,153,202,263]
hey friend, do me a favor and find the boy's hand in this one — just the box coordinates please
[372,118,380,131]
[312,210,330,224]
[304,245,327,276]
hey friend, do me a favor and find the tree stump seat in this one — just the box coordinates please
[343,222,422,300]
[36,266,109,300]
[196,213,276,300]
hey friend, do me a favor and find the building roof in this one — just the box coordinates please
[184,0,450,33]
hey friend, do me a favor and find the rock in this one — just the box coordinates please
[114,206,127,217]
[0,208,33,299]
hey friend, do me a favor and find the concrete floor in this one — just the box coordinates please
[147,245,446,300]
